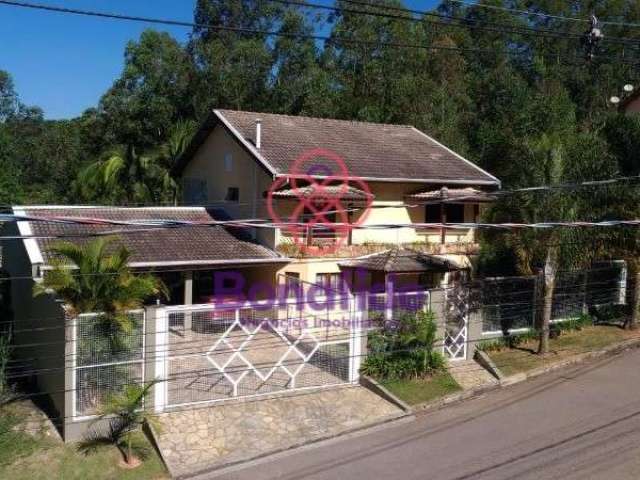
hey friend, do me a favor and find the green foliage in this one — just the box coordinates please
[2,1,640,214]
[476,329,539,352]
[0,410,45,466]
[0,332,13,404]
[82,382,159,465]
[34,237,167,331]
[361,310,445,380]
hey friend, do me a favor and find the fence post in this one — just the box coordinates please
[385,274,394,325]
[349,292,364,383]
[145,305,167,413]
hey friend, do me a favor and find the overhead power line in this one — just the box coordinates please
[0,0,638,66]
[447,0,640,29]
[269,0,640,46]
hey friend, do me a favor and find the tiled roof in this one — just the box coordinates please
[17,207,285,267]
[406,187,497,203]
[271,185,374,201]
[338,248,465,273]
[176,109,500,185]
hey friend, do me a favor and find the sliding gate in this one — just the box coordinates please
[156,295,361,410]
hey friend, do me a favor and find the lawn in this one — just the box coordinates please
[487,325,639,377]
[381,372,462,405]
[0,402,168,480]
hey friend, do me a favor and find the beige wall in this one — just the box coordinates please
[182,124,276,246]
[183,128,486,251]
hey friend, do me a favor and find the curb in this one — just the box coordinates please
[360,375,412,412]
[410,336,640,414]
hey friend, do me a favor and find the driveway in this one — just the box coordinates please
[153,386,404,478]
[208,348,640,480]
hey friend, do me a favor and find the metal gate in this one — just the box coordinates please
[156,293,360,410]
[444,279,469,361]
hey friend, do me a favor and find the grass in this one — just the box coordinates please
[0,402,168,480]
[487,324,639,377]
[382,372,462,405]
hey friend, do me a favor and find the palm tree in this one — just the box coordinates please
[399,310,442,375]
[34,237,167,332]
[77,120,195,205]
[82,381,159,467]
[154,119,197,205]
[77,144,158,204]
[482,131,614,354]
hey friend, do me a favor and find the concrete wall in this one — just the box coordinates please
[1,225,66,435]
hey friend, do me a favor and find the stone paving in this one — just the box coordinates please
[448,359,499,390]
[153,386,404,477]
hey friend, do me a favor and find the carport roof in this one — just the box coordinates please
[14,206,288,269]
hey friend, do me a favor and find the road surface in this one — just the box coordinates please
[211,348,640,480]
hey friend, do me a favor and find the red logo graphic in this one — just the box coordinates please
[266,148,373,255]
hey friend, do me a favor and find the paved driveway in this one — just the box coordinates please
[210,348,640,480]
[154,386,403,478]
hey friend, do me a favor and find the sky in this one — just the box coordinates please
[0,0,441,119]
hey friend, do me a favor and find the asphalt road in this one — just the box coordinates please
[213,348,640,480]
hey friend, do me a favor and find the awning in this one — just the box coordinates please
[406,187,497,203]
[338,248,466,273]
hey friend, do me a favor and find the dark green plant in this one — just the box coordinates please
[34,237,167,333]
[83,381,159,467]
[361,310,445,380]
[0,332,13,404]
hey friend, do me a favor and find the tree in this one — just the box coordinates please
[83,381,159,467]
[34,237,167,332]
[189,0,284,116]
[98,30,195,149]
[0,70,18,122]
[153,119,197,204]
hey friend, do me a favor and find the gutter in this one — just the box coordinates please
[38,257,291,271]
[275,174,499,186]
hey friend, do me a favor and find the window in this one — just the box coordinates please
[424,203,465,224]
[446,204,465,223]
[183,178,207,204]
[425,204,440,223]
[316,272,343,292]
[225,187,239,202]
[224,152,233,172]
[279,272,301,298]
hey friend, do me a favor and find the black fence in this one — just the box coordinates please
[480,261,627,334]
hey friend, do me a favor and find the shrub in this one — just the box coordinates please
[361,310,445,380]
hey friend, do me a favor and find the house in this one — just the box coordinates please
[174,109,501,294]
[3,112,502,442]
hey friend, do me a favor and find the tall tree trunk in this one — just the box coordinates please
[538,247,558,355]
[627,269,640,331]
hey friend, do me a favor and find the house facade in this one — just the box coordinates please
[174,109,501,292]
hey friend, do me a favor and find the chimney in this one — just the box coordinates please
[255,118,262,149]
